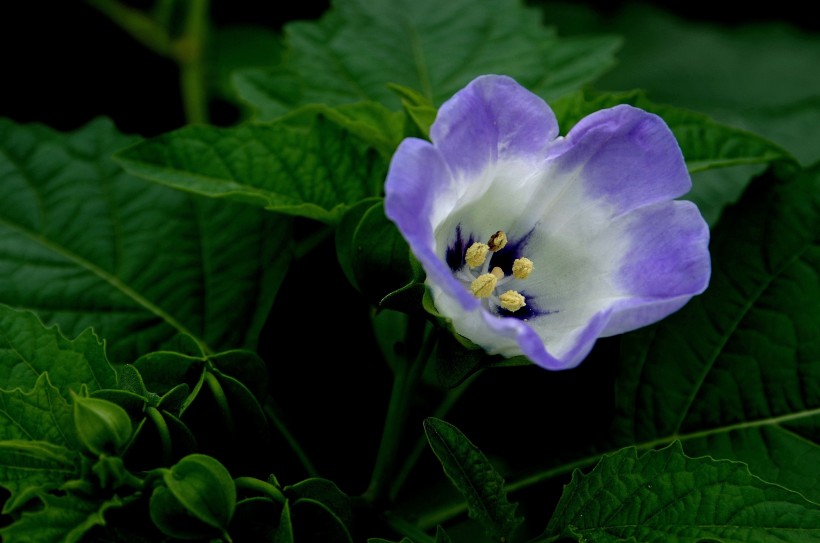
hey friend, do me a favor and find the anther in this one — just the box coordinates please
[512,258,534,279]
[491,267,504,279]
[470,273,498,298]
[465,242,489,268]
[488,231,507,252]
[499,290,526,312]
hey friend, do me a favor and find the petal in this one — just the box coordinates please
[431,75,559,178]
[548,104,691,217]
[429,281,609,370]
[602,200,711,336]
[384,138,479,311]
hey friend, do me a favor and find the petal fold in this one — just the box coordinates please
[550,105,691,217]
[431,75,559,177]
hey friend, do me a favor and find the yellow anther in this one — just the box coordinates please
[512,258,534,279]
[488,231,508,252]
[465,242,489,268]
[470,273,498,298]
[499,290,526,312]
[491,267,504,279]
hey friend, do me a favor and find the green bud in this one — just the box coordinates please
[72,391,133,456]
[161,454,236,531]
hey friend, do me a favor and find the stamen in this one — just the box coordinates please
[470,273,498,298]
[491,266,504,279]
[499,290,526,312]
[512,258,534,279]
[488,231,507,252]
[465,242,489,268]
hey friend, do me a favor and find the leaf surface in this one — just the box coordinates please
[0,118,289,362]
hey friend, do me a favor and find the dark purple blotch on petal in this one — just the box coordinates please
[445,225,476,272]
[488,229,535,273]
[495,291,555,320]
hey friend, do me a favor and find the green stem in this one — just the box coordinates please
[362,321,437,505]
[263,400,320,478]
[382,511,436,543]
[145,406,173,465]
[388,371,479,501]
[234,476,287,504]
[176,0,210,124]
[204,371,236,441]
[294,225,333,261]
[85,0,172,56]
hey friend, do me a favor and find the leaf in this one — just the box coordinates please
[335,198,413,303]
[0,118,290,362]
[544,443,820,543]
[587,4,820,166]
[435,526,453,543]
[284,478,352,532]
[0,492,125,543]
[116,113,388,224]
[551,89,796,174]
[0,305,115,395]
[612,165,820,503]
[0,440,78,513]
[423,417,522,541]
[290,498,353,543]
[0,373,78,447]
[275,499,294,543]
[212,25,284,103]
[233,0,620,118]
[430,331,488,389]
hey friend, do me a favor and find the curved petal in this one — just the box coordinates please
[384,138,479,310]
[547,105,691,218]
[431,75,559,178]
[602,200,711,335]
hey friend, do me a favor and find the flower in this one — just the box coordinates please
[384,75,710,370]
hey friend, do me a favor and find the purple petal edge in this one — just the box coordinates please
[384,138,479,311]
[431,75,559,177]
[551,104,691,216]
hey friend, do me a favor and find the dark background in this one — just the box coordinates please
[1,1,816,136]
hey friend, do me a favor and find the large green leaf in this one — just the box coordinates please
[0,373,78,448]
[233,0,620,118]
[0,440,78,513]
[0,118,290,362]
[540,2,820,165]
[0,306,115,395]
[612,165,820,502]
[423,417,522,542]
[543,443,820,543]
[0,492,124,543]
[116,112,389,224]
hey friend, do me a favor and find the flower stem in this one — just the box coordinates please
[362,320,437,505]
[263,399,320,478]
[85,0,172,57]
[176,0,210,124]
[85,0,210,124]
[382,511,436,543]
[388,371,479,501]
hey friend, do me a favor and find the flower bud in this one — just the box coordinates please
[72,391,133,456]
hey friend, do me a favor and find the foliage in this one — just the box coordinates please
[2,0,818,541]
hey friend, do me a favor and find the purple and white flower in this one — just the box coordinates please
[384,75,710,370]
